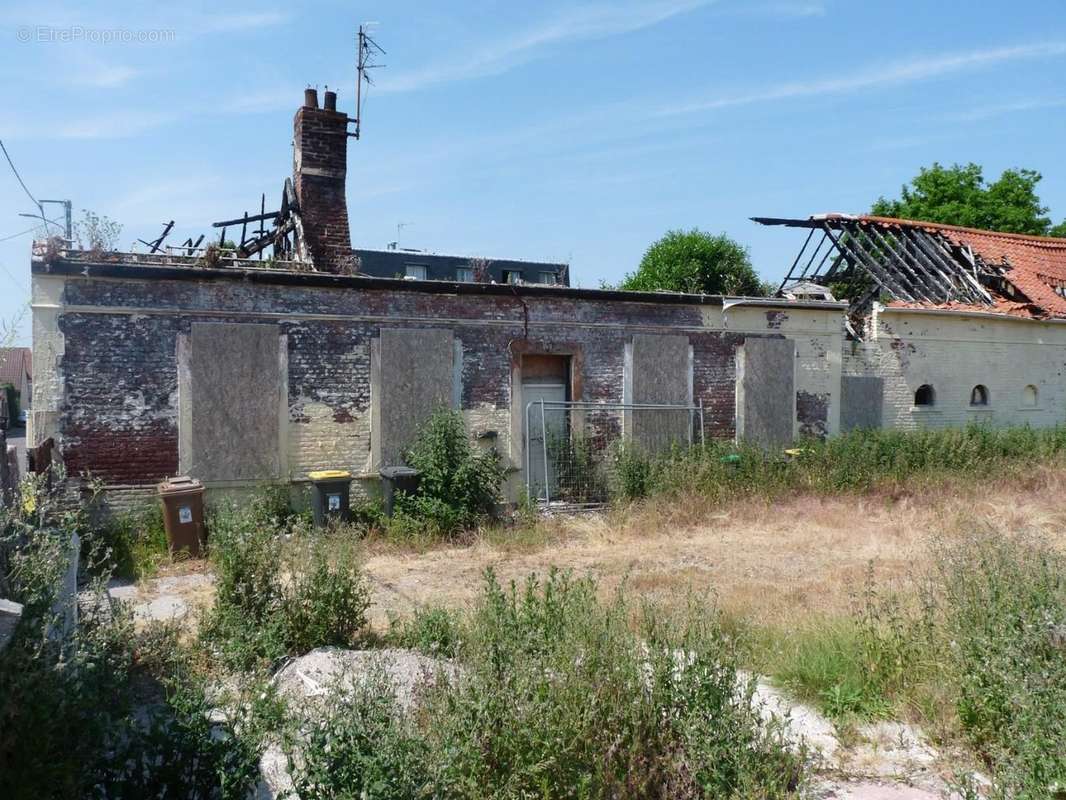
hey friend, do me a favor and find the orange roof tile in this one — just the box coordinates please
[856,215,1066,317]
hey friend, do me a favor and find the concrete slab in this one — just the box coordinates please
[135,595,189,621]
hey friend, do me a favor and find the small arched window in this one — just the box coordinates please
[970,385,989,407]
[914,384,935,407]
[1022,384,1038,408]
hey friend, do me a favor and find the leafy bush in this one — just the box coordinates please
[290,570,803,799]
[389,605,463,658]
[284,533,371,655]
[0,476,273,799]
[200,497,370,670]
[399,408,505,535]
[92,627,284,800]
[288,672,431,800]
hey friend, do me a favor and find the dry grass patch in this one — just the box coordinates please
[362,468,1066,629]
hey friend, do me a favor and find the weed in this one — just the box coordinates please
[94,503,170,580]
[398,408,505,536]
[934,531,1066,798]
[292,570,804,799]
[284,532,371,655]
[199,495,370,670]
[389,605,463,658]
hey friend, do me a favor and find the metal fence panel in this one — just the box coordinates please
[525,400,703,507]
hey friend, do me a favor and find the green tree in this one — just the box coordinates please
[872,162,1066,236]
[621,229,769,296]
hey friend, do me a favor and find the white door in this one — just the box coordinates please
[524,382,567,501]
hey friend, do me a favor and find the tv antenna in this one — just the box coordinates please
[351,23,385,140]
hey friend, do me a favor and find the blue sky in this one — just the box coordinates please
[2,1,1065,344]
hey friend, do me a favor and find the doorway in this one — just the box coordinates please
[521,354,570,501]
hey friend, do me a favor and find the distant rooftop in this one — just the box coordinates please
[353,247,569,286]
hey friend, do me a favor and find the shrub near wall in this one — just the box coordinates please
[396,408,505,537]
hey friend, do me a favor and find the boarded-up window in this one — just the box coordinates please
[626,334,692,453]
[736,337,795,449]
[372,328,455,469]
[179,323,283,482]
[840,375,883,432]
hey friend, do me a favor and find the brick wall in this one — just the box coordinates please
[35,264,844,495]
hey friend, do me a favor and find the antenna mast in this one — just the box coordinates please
[352,24,385,140]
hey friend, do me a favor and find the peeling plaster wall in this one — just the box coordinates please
[28,275,67,450]
[844,306,1066,430]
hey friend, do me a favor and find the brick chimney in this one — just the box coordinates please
[293,88,354,273]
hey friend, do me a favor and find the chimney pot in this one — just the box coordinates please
[303,88,319,109]
[323,90,337,111]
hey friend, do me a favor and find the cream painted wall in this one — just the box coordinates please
[844,306,1066,430]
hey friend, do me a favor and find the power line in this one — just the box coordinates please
[0,138,41,210]
[0,262,27,293]
[0,215,64,243]
[0,223,45,243]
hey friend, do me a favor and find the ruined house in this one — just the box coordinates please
[28,90,844,507]
[27,89,1066,508]
[758,214,1066,432]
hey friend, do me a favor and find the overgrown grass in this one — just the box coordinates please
[290,570,805,799]
[750,529,1066,799]
[615,424,1066,505]
[94,502,170,580]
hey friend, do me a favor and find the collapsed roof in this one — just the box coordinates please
[754,214,1066,319]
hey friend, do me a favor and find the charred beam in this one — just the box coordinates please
[823,223,916,302]
[211,211,279,228]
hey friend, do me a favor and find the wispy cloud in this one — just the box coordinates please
[656,40,1066,116]
[198,10,290,34]
[382,0,713,93]
[70,62,139,89]
[57,110,178,140]
[945,96,1066,123]
[727,2,826,18]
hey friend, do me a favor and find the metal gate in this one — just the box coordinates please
[524,400,704,507]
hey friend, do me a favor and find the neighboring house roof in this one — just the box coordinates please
[861,215,1066,318]
[756,213,1066,319]
[0,348,31,396]
[353,248,569,285]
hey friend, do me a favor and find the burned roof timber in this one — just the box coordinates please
[754,215,998,315]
